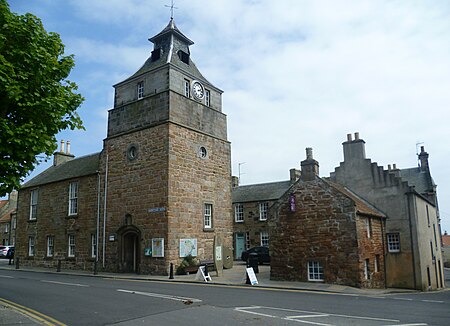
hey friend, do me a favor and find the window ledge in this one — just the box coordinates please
[203,228,214,232]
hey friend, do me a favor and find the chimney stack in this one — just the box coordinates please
[231,176,239,188]
[289,168,301,183]
[53,139,75,166]
[300,147,319,181]
[418,146,429,171]
[342,131,366,162]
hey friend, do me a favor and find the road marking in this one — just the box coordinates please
[235,306,401,324]
[41,280,89,287]
[0,275,14,278]
[285,315,330,319]
[0,297,66,326]
[393,297,413,301]
[421,299,444,303]
[383,324,428,326]
[117,289,202,303]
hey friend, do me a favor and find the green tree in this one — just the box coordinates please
[0,0,84,196]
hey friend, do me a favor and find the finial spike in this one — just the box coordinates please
[165,0,178,19]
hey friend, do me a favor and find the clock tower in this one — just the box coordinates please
[102,19,232,274]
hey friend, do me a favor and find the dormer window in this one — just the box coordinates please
[151,48,161,62]
[137,81,144,100]
[178,50,190,65]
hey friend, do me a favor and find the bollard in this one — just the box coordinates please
[57,259,61,272]
[169,263,174,279]
[93,260,98,275]
[15,257,19,270]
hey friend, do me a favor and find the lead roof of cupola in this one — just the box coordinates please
[149,18,194,45]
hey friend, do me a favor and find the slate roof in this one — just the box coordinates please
[115,19,213,88]
[399,167,435,194]
[326,180,386,218]
[232,180,293,203]
[21,152,101,189]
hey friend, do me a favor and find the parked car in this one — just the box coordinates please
[0,245,14,259]
[241,246,270,264]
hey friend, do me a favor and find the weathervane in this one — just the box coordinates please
[165,0,178,19]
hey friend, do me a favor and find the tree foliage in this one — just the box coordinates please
[0,0,84,196]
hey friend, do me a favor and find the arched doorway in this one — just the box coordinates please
[118,226,140,273]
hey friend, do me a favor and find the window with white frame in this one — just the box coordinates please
[387,233,400,253]
[259,202,269,221]
[204,203,212,229]
[68,182,78,216]
[91,233,97,258]
[68,234,75,257]
[205,89,210,107]
[47,236,54,257]
[28,236,35,256]
[184,79,190,97]
[235,204,244,222]
[364,259,370,279]
[29,189,38,220]
[308,261,324,281]
[137,81,144,100]
[12,216,16,230]
[374,255,380,273]
[260,231,269,247]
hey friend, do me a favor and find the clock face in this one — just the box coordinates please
[192,81,205,100]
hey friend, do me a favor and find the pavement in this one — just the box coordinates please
[1,259,448,325]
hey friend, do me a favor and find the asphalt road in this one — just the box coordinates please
[1,263,449,325]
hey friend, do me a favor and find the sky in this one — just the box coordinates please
[7,0,450,233]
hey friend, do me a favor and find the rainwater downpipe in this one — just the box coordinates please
[407,191,417,290]
[96,171,101,267]
[103,154,109,268]
[381,217,387,289]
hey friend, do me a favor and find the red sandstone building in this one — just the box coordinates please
[268,149,386,288]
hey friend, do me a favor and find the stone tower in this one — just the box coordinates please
[102,19,232,274]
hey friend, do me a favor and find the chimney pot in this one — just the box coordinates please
[306,147,313,160]
[347,133,352,142]
[388,164,391,171]
[354,132,360,140]
[66,140,71,154]
[393,163,397,170]
[60,140,65,153]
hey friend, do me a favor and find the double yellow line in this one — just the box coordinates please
[0,297,66,326]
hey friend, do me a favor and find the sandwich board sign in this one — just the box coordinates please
[246,267,258,285]
[195,265,212,282]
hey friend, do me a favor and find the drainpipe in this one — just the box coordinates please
[103,154,109,268]
[406,191,418,290]
[381,217,387,289]
[96,171,101,272]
